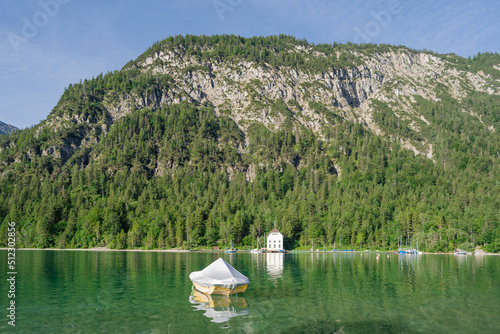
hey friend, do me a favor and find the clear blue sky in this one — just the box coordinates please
[1,0,499,129]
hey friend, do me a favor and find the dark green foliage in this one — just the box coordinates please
[1,102,498,252]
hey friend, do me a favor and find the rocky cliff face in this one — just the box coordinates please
[102,46,498,161]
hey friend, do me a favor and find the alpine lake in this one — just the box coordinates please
[1,250,499,333]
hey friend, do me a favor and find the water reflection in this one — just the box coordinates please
[398,252,421,271]
[5,251,499,333]
[266,252,284,279]
[189,290,249,323]
[454,253,470,267]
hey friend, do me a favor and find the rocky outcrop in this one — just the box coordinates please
[101,48,499,161]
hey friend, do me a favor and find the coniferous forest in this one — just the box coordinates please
[1,35,499,252]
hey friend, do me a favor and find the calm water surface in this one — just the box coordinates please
[1,250,499,333]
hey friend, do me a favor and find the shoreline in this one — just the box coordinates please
[1,247,498,255]
[1,247,191,253]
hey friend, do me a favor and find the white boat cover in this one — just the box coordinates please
[189,258,250,289]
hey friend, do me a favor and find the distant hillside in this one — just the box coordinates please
[0,121,18,135]
[0,35,499,252]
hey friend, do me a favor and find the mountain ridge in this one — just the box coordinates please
[42,35,500,166]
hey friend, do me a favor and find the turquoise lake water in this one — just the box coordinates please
[1,250,499,333]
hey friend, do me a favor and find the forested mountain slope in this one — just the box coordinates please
[1,35,499,252]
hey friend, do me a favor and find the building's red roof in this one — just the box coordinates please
[266,228,282,237]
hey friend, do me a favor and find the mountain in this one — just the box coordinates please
[0,35,499,252]
[0,121,18,135]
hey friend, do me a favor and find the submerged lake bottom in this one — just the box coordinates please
[1,250,499,333]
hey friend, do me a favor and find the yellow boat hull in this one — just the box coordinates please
[192,281,248,295]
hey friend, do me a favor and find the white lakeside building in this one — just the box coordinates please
[266,228,284,251]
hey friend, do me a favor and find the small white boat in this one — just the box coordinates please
[454,249,468,255]
[250,237,263,253]
[189,258,250,295]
